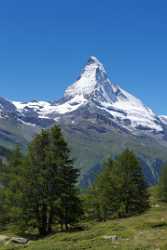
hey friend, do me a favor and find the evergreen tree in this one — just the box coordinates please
[50,126,83,231]
[21,129,52,235]
[90,158,114,220]
[114,149,149,217]
[0,146,24,225]
[1,126,82,235]
[91,150,149,220]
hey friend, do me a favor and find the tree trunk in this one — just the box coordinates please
[46,209,53,234]
[65,223,69,231]
[60,223,64,232]
[39,204,48,236]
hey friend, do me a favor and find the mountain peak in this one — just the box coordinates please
[86,56,106,74]
[64,56,109,98]
[87,56,103,66]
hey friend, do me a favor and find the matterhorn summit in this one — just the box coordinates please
[64,56,121,106]
[65,56,114,99]
[65,56,107,97]
[13,56,163,132]
[57,56,162,132]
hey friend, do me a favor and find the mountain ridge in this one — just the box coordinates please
[0,56,167,186]
[11,56,166,133]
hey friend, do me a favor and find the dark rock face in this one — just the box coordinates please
[20,116,54,128]
[0,97,16,114]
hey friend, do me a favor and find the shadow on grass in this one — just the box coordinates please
[151,222,167,228]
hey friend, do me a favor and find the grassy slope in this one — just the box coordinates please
[1,188,167,250]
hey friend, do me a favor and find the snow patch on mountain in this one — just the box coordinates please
[99,86,162,131]
[13,101,52,118]
[13,101,50,112]
[13,95,88,119]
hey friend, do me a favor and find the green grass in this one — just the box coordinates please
[1,187,167,250]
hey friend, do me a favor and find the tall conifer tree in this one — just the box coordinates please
[0,126,82,235]
[91,150,149,220]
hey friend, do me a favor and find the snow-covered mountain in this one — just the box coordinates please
[12,56,164,133]
[0,56,166,186]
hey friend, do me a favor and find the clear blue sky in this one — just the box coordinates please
[1,0,167,114]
